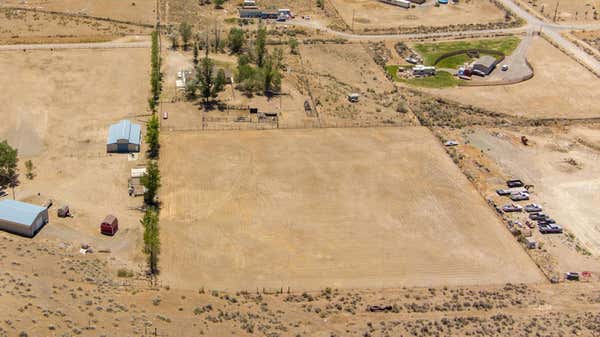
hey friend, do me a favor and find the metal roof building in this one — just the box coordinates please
[107,120,142,153]
[472,55,499,76]
[0,200,49,237]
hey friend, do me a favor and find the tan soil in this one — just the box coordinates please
[330,0,506,31]
[1,0,157,24]
[0,48,151,266]
[430,36,600,118]
[158,127,543,291]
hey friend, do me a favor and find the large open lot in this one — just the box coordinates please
[465,126,600,260]
[515,0,600,23]
[0,48,150,264]
[1,0,156,24]
[430,36,600,118]
[159,127,543,291]
[0,8,151,44]
[330,0,507,32]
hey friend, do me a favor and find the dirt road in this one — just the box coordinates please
[0,40,151,51]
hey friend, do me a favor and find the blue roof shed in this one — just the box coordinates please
[107,120,142,153]
[0,200,49,237]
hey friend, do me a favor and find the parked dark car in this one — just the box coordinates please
[506,179,524,188]
[538,218,556,225]
[539,223,563,234]
[565,272,580,281]
[524,204,542,213]
[529,212,547,220]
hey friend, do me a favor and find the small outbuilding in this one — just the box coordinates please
[472,55,499,76]
[107,120,142,153]
[0,200,49,237]
[239,8,262,18]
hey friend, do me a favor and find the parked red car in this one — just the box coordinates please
[100,215,119,236]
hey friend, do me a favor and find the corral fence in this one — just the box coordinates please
[432,48,506,66]
[162,119,412,133]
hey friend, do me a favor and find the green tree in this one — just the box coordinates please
[316,0,325,10]
[261,55,282,95]
[149,30,162,112]
[193,42,199,66]
[228,27,245,54]
[213,0,224,9]
[289,38,299,55]
[0,140,19,199]
[145,114,160,159]
[196,57,225,104]
[179,22,193,50]
[141,206,160,275]
[24,160,35,180]
[141,161,161,206]
[255,25,267,67]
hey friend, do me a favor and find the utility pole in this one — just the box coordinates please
[553,1,560,22]
[352,9,355,32]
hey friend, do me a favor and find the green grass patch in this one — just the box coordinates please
[385,65,459,88]
[413,37,521,67]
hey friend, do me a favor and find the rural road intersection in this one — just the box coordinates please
[287,0,600,75]
[0,0,599,74]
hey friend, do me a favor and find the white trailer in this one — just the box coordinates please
[379,0,411,8]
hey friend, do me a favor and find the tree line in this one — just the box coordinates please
[141,29,162,276]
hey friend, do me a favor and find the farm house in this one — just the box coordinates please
[0,200,49,237]
[107,120,142,153]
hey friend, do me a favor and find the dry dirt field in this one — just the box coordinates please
[516,0,600,23]
[0,8,151,44]
[464,126,600,260]
[1,0,156,24]
[159,127,543,291]
[0,48,150,265]
[296,43,416,126]
[329,0,507,31]
[431,36,600,118]
[1,232,599,337]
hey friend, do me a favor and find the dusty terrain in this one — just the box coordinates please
[515,0,600,23]
[0,8,151,44]
[1,233,599,337]
[0,48,150,265]
[431,36,600,118]
[295,43,415,126]
[1,0,156,25]
[330,0,507,32]
[159,127,542,291]
[465,126,600,259]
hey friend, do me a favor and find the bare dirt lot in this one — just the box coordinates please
[0,8,151,44]
[329,0,507,32]
[430,36,600,118]
[515,0,600,23]
[159,127,543,291]
[464,126,600,262]
[296,43,416,126]
[1,233,599,337]
[0,48,150,265]
[1,0,156,24]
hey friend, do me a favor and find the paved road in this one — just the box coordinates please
[287,0,600,75]
[496,0,600,75]
[0,41,151,51]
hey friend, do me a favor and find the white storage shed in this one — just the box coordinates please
[0,200,49,237]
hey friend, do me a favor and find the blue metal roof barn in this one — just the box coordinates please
[107,120,142,153]
[0,200,49,237]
